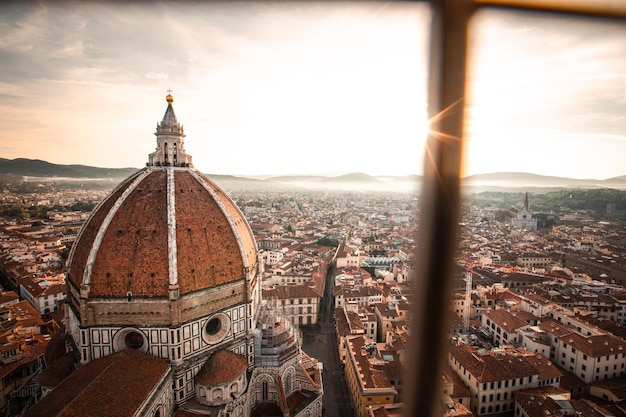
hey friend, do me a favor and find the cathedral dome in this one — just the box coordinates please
[67,169,257,298]
[66,93,259,327]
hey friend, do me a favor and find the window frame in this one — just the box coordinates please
[405,1,626,416]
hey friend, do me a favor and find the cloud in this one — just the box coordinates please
[2,2,621,178]
[145,72,169,82]
[467,9,626,136]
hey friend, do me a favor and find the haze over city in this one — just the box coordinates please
[1,1,626,179]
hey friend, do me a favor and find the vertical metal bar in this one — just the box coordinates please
[404,0,473,416]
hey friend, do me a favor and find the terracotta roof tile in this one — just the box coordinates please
[175,172,246,292]
[67,168,258,299]
[68,171,144,292]
[82,170,170,297]
[483,309,529,332]
[449,344,538,383]
[24,349,169,417]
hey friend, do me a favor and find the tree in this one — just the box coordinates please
[316,237,339,247]
[371,249,387,257]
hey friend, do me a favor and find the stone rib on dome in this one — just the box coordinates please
[67,168,257,299]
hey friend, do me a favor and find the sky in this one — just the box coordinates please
[1,1,625,179]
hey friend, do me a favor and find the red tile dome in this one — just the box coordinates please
[67,167,257,300]
[195,348,248,386]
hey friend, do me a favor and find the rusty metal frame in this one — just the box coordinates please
[406,1,626,416]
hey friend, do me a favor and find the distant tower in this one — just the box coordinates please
[523,192,529,211]
[511,192,537,230]
[463,265,472,334]
[607,203,616,216]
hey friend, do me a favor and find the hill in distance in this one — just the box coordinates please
[1,159,625,193]
[262,172,422,192]
[0,158,137,181]
[462,172,626,192]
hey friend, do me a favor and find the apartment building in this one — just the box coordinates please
[336,244,363,268]
[481,309,538,347]
[0,291,19,309]
[614,290,626,325]
[19,276,66,315]
[517,314,626,384]
[262,285,321,326]
[448,343,554,416]
[373,303,399,343]
[335,306,378,364]
[344,336,398,417]
[513,386,573,417]
[541,322,625,383]
[515,254,553,269]
[571,293,620,322]
[334,284,383,309]
[260,248,284,266]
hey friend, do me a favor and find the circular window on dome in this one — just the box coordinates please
[202,313,230,345]
[113,328,148,353]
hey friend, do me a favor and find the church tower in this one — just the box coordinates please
[523,192,529,211]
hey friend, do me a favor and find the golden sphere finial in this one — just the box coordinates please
[166,88,174,104]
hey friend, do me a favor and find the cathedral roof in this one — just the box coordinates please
[23,349,169,417]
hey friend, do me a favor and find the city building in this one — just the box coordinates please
[513,386,573,417]
[262,285,321,326]
[0,301,48,413]
[447,343,557,416]
[535,317,625,384]
[19,276,66,315]
[344,335,399,417]
[335,305,378,363]
[481,309,537,347]
[336,243,363,268]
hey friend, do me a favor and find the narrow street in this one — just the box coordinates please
[301,264,353,417]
